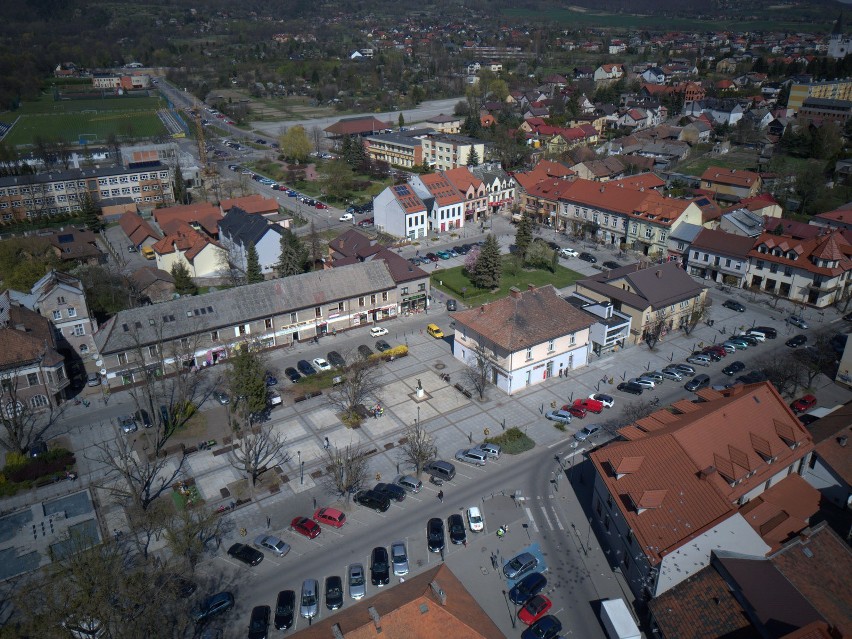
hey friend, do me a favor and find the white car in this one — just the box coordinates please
[630,377,655,389]
[559,247,578,258]
[467,506,484,532]
[312,357,332,372]
[589,393,614,408]
[370,326,388,337]
[339,213,354,222]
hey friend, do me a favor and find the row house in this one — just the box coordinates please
[700,166,762,201]
[410,173,466,233]
[151,222,228,279]
[218,207,284,277]
[363,131,425,169]
[747,230,852,308]
[420,134,486,171]
[685,228,755,287]
[93,261,399,389]
[589,382,813,601]
[470,164,515,216]
[0,291,70,410]
[0,163,174,222]
[451,285,596,394]
[373,183,428,240]
[443,167,487,224]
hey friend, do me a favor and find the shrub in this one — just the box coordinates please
[370,345,408,361]
[484,427,535,454]
[6,449,75,483]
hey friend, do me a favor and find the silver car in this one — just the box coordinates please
[299,579,319,619]
[503,552,539,579]
[660,369,682,381]
[391,541,409,576]
[475,442,501,459]
[253,534,290,557]
[395,475,422,493]
[118,415,137,433]
[630,377,656,389]
[348,563,366,600]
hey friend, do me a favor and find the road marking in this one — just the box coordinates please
[550,508,565,531]
[539,506,554,530]
[524,507,539,532]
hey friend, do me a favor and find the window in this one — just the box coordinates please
[180,338,189,348]
[289,312,297,323]
[569,333,576,345]
[370,294,377,305]
[725,258,731,267]
[314,306,322,318]
[703,254,709,262]
[784,266,793,276]
[770,263,778,274]
[67,307,77,318]
[118,353,128,365]
[30,395,48,409]
[756,260,764,269]
[644,227,653,239]
[238,324,249,336]
[418,283,426,291]
[693,250,699,259]
[382,292,388,302]
[73,324,85,336]
[148,345,159,357]
[210,330,219,341]
[80,344,88,353]
[52,310,62,320]
[57,296,66,304]
[401,286,409,295]
[264,318,273,330]
[27,373,39,387]
[525,347,533,360]
[548,339,555,352]
[631,222,638,234]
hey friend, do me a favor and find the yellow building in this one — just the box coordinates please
[788,80,852,111]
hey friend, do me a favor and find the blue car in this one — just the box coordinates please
[265,373,278,386]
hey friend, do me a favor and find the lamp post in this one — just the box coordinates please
[297,450,303,485]
[501,590,516,629]
[416,405,420,426]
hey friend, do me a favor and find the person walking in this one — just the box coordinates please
[437,490,444,503]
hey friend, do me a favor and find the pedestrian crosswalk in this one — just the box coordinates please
[519,495,568,532]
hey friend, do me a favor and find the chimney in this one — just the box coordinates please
[527,283,536,291]
[509,286,522,298]
[839,435,848,447]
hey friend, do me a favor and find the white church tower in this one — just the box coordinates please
[828,13,852,59]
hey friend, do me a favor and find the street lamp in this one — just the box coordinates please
[297,450,302,485]
[416,405,420,426]
[501,590,516,629]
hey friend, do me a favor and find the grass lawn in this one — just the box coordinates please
[676,150,760,177]
[431,256,583,304]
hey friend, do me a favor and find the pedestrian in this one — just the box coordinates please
[266,516,271,529]
[324,436,330,450]
[438,490,444,503]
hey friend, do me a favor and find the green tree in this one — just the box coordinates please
[80,192,103,232]
[170,262,197,296]
[473,234,502,289]
[172,163,188,205]
[467,146,480,166]
[514,215,533,261]
[245,243,263,284]
[275,229,308,277]
[341,135,367,168]
[398,112,405,129]
[226,346,268,426]
[279,125,311,163]
[318,159,355,200]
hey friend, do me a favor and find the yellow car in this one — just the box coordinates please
[426,324,444,339]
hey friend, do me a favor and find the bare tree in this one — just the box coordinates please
[398,422,437,477]
[124,499,173,560]
[0,364,67,454]
[227,424,291,487]
[755,354,806,397]
[310,125,323,154]
[643,310,668,350]
[681,298,710,336]
[608,398,662,431]
[327,358,382,420]
[794,334,837,387]
[321,442,371,503]
[460,344,494,400]
[162,504,227,570]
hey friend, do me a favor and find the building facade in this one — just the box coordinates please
[420,134,486,171]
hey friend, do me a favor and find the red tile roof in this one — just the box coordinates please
[738,474,820,551]
[442,167,483,195]
[390,183,427,214]
[749,230,852,277]
[324,116,390,136]
[219,194,279,215]
[419,173,464,206]
[118,211,161,245]
[700,166,761,189]
[0,299,63,369]
[152,221,220,261]
[153,202,222,236]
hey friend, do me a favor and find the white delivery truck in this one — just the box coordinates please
[600,599,641,639]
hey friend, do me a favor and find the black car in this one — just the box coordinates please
[274,590,295,631]
[325,576,344,609]
[602,260,621,270]
[736,370,768,384]
[522,615,562,639]
[156,573,197,599]
[508,572,547,605]
[617,381,644,395]
[723,299,746,312]
[134,409,152,428]
[578,252,597,263]
[353,489,391,512]
[375,339,391,352]
[786,334,807,348]
[194,591,235,623]
[370,547,390,586]
[752,326,778,339]
[285,367,301,383]
[357,344,374,359]
[447,514,466,545]
[374,482,406,502]
[297,359,317,376]
[722,360,746,376]
[446,299,457,311]
[227,543,264,567]
[701,349,723,362]
[327,351,346,368]
[247,605,270,639]
[427,517,445,552]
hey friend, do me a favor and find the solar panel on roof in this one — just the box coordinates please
[57,234,74,244]
[695,198,711,206]
[394,185,409,195]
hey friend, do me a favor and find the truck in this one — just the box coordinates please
[600,599,641,639]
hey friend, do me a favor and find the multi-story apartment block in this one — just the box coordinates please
[420,134,486,171]
[94,261,399,389]
[363,131,425,169]
[0,162,174,222]
[787,79,852,111]
[685,228,755,287]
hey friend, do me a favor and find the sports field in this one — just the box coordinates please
[1,95,169,147]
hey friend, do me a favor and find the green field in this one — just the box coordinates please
[676,150,761,177]
[1,95,169,147]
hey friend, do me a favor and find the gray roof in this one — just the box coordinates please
[669,222,704,243]
[0,162,168,188]
[95,261,396,354]
[471,164,511,184]
[363,132,425,148]
[219,207,282,248]
[578,262,706,311]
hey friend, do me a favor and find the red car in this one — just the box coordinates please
[573,398,604,414]
[315,202,328,209]
[703,345,727,358]
[290,517,321,539]
[790,394,817,413]
[562,404,587,419]
[313,507,346,528]
[518,594,552,625]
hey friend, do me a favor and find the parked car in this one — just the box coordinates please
[545,409,572,424]
[786,315,809,329]
[436,250,452,260]
[574,424,601,441]
[425,252,439,262]
[446,299,457,311]
[134,409,152,428]
[391,541,409,576]
[660,369,682,381]
[253,535,290,557]
[476,442,501,458]
[395,475,422,493]
[722,360,746,376]
[508,572,547,605]
[467,506,485,532]
[522,615,562,639]
[339,213,354,222]
[518,595,552,626]
[427,518,445,552]
[589,393,615,408]
[212,390,230,405]
[312,357,332,372]
[752,326,778,339]
[327,351,346,368]
[617,381,644,395]
[448,513,467,545]
[685,374,711,392]
[455,448,487,466]
[348,564,366,600]
[786,334,808,348]
[353,489,390,512]
[357,344,374,359]
[370,547,390,586]
[274,590,295,631]
[299,579,319,619]
[324,576,343,610]
[566,404,587,419]
[700,348,723,362]
[370,326,388,337]
[686,354,712,366]
[284,367,301,383]
[578,252,597,263]
[723,299,746,312]
[375,339,391,352]
[247,605,270,639]
[631,377,656,389]
[86,372,101,387]
[503,552,539,579]
[573,398,604,413]
[671,363,696,375]
[118,415,137,433]
[313,507,347,528]
[602,260,621,270]
[194,592,235,623]
[790,394,817,413]
[559,247,578,258]
[374,482,406,502]
[227,543,264,567]
[290,517,321,539]
[296,360,317,376]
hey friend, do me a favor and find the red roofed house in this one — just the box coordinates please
[323,115,390,141]
[151,221,228,278]
[590,382,813,600]
[451,285,596,394]
[409,173,466,233]
[700,166,763,200]
[811,203,852,231]
[747,229,852,307]
[118,211,162,250]
[594,63,625,84]
[373,182,428,240]
[442,167,488,224]
[152,202,222,238]
[219,194,280,217]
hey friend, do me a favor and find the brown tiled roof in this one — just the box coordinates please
[390,183,426,214]
[749,230,852,277]
[368,248,428,284]
[649,566,759,639]
[119,211,162,245]
[738,474,820,551]
[442,167,483,194]
[700,166,761,188]
[328,229,382,260]
[291,564,506,639]
[813,425,852,490]
[153,202,222,236]
[451,285,595,353]
[151,221,221,261]
[578,261,707,312]
[43,228,104,261]
[324,116,390,136]
[129,266,174,290]
[0,301,62,370]
[691,228,757,259]
[219,194,279,215]
[419,173,464,206]
[770,523,852,637]
[612,172,665,189]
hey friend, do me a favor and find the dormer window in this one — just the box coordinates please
[758,245,767,253]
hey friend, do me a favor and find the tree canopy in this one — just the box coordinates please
[279,125,311,163]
